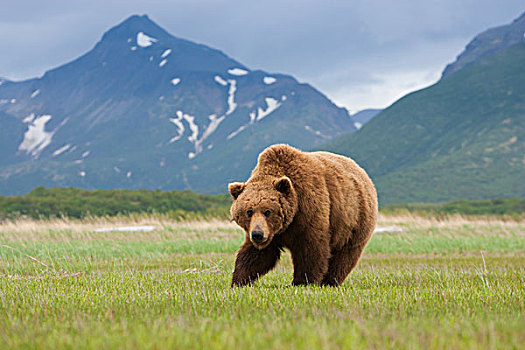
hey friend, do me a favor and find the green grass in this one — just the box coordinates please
[1,216,524,349]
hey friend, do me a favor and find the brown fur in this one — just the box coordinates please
[229,144,378,287]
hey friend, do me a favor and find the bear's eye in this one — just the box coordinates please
[263,210,271,217]
[246,209,253,217]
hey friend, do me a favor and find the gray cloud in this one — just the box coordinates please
[1,0,523,110]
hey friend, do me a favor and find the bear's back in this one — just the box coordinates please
[252,144,310,179]
[253,144,374,190]
[310,151,373,188]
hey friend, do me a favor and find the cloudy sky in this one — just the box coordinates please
[0,0,523,112]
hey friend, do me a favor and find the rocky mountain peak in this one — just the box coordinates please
[92,14,245,74]
[441,11,525,79]
[0,14,355,195]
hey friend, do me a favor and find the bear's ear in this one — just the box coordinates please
[274,176,292,195]
[228,182,246,200]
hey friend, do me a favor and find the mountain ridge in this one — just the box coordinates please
[349,109,382,129]
[442,11,525,78]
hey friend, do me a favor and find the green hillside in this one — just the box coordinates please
[324,43,525,206]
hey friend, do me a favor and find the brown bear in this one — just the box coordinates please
[229,144,378,287]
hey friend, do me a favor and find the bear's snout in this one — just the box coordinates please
[251,230,265,243]
[249,216,270,247]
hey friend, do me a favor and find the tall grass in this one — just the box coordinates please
[0,214,523,349]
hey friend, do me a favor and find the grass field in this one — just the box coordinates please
[1,214,524,349]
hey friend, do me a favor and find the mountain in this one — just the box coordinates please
[324,14,525,206]
[350,109,382,129]
[442,12,525,78]
[0,15,355,195]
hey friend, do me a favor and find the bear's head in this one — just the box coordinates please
[229,176,298,249]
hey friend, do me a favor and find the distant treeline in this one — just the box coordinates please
[0,187,523,220]
[382,198,525,217]
[0,187,231,219]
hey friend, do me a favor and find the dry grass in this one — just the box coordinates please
[0,216,241,242]
[377,212,525,237]
[378,212,524,227]
[1,213,524,244]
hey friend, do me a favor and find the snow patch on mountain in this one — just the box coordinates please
[227,124,248,140]
[180,75,241,158]
[182,113,199,143]
[52,144,71,157]
[19,114,55,157]
[256,97,281,121]
[194,114,225,154]
[228,68,248,76]
[169,111,186,143]
[168,110,201,156]
[263,77,276,85]
[228,96,284,139]
[227,109,257,140]
[23,114,35,123]
[172,76,239,158]
[249,111,257,123]
[226,80,237,115]
[214,75,228,86]
[201,115,223,142]
[137,32,157,47]
[213,76,238,114]
[304,125,330,139]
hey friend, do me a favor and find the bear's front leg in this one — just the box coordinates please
[231,240,281,287]
[289,237,330,286]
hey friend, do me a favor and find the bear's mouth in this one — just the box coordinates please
[251,237,271,249]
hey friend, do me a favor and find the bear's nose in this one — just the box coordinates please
[251,230,265,243]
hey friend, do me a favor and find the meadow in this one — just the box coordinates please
[0,213,524,349]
